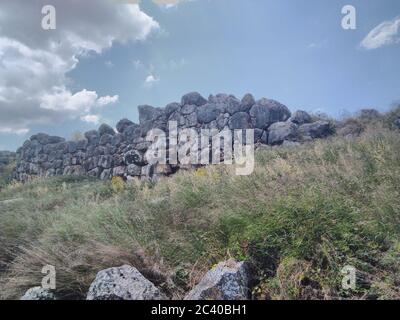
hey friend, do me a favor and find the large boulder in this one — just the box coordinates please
[268,121,298,145]
[113,166,127,177]
[228,112,252,129]
[84,130,100,145]
[181,92,207,107]
[100,168,112,180]
[250,98,291,129]
[30,133,65,145]
[20,287,56,300]
[122,124,141,142]
[299,121,333,139]
[290,110,312,125]
[140,119,168,137]
[225,96,242,115]
[47,135,66,144]
[99,133,113,146]
[98,123,115,136]
[197,103,219,124]
[184,260,250,300]
[165,102,181,117]
[127,164,142,176]
[240,93,256,111]
[86,265,166,300]
[216,113,230,130]
[254,128,268,144]
[138,105,164,123]
[208,94,244,115]
[76,139,88,150]
[124,150,145,166]
[66,141,77,153]
[63,165,85,176]
[180,104,196,115]
[88,167,102,178]
[98,155,113,169]
[111,134,122,147]
[116,119,134,134]
[184,112,198,127]
[208,93,230,103]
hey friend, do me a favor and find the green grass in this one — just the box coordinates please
[0,161,15,188]
[0,120,400,299]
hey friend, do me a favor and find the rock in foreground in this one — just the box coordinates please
[87,265,166,300]
[184,260,250,300]
[20,287,56,300]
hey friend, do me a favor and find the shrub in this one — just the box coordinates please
[111,176,125,193]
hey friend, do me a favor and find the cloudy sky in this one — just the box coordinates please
[0,0,399,150]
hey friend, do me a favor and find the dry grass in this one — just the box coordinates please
[0,114,400,300]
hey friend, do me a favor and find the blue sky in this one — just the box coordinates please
[1,0,400,150]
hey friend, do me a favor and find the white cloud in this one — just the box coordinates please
[97,95,119,107]
[152,0,186,8]
[0,127,29,135]
[40,88,98,112]
[360,16,400,50]
[40,89,118,111]
[144,74,160,88]
[81,114,101,124]
[0,0,159,133]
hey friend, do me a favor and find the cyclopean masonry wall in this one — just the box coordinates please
[12,92,334,182]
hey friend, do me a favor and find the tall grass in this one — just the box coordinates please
[0,123,400,299]
[0,161,15,188]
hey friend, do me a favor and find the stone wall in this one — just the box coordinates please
[12,92,334,181]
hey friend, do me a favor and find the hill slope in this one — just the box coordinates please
[0,120,400,300]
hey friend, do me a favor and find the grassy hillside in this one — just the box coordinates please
[0,163,14,188]
[0,119,400,299]
[0,153,15,188]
